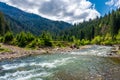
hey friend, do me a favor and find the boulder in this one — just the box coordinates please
[111,50,118,53]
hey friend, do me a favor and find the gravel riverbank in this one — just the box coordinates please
[0,43,91,61]
[0,44,120,61]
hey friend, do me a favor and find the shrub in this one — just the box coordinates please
[91,36,102,44]
[0,37,3,42]
[27,38,45,48]
[40,31,53,47]
[16,32,27,47]
[80,39,90,45]
[101,40,113,45]
[3,31,14,44]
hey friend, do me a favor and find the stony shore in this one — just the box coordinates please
[109,45,120,57]
[0,43,92,61]
[0,43,120,61]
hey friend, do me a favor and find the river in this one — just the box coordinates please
[0,45,120,80]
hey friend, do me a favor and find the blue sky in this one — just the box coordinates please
[90,0,110,16]
[0,0,120,23]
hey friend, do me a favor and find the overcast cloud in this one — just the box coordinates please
[0,0,100,23]
[106,0,120,8]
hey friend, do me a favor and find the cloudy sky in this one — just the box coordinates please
[0,0,120,23]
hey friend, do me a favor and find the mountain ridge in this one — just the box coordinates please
[0,2,72,35]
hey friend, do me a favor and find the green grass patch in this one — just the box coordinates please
[0,47,12,53]
[118,50,120,54]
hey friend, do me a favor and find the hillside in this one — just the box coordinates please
[0,12,10,35]
[58,9,120,45]
[0,2,71,35]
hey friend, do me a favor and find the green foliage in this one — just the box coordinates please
[12,31,54,48]
[3,31,14,44]
[0,36,3,42]
[0,44,11,53]
[16,32,28,47]
[104,33,112,41]
[110,10,120,38]
[116,31,120,44]
[0,2,71,35]
[15,32,35,47]
[91,36,102,44]
[0,47,11,53]
[116,31,120,40]
[74,39,81,46]
[58,9,120,45]
[0,12,10,35]
[55,42,63,47]
[101,40,113,45]
[27,38,44,48]
[40,31,53,47]
[52,41,67,47]
[80,39,90,45]
[100,33,113,45]
[26,32,35,42]
[1,6,120,47]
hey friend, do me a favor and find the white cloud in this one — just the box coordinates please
[106,0,120,8]
[0,0,100,24]
[106,0,114,6]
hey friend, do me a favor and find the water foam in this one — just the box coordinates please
[2,63,27,70]
[0,68,49,80]
[15,72,48,80]
[70,45,111,56]
[30,57,75,68]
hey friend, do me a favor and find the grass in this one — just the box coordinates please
[118,50,120,54]
[0,44,12,53]
[0,48,12,53]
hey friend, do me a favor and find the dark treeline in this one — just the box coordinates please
[0,12,10,35]
[0,9,120,48]
[57,9,120,45]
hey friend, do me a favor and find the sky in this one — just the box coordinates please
[0,0,120,24]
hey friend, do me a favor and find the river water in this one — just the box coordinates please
[0,45,120,80]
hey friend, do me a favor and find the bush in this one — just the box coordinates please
[27,38,46,48]
[26,32,35,42]
[16,32,27,47]
[3,31,14,44]
[91,36,102,44]
[56,43,63,47]
[0,37,3,42]
[80,39,90,45]
[27,39,37,48]
[101,40,113,45]
[116,31,120,44]
[43,39,53,47]
[40,31,53,47]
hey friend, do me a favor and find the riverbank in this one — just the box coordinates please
[109,45,120,57]
[0,43,120,61]
[0,43,92,61]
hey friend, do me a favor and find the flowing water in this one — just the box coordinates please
[0,45,120,80]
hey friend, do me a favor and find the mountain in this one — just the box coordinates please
[0,2,72,35]
[0,12,10,35]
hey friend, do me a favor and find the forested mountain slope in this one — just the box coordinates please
[0,2,71,35]
[0,12,10,35]
[59,9,120,44]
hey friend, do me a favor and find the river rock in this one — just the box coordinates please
[0,66,3,70]
[111,50,118,53]
[113,45,120,50]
